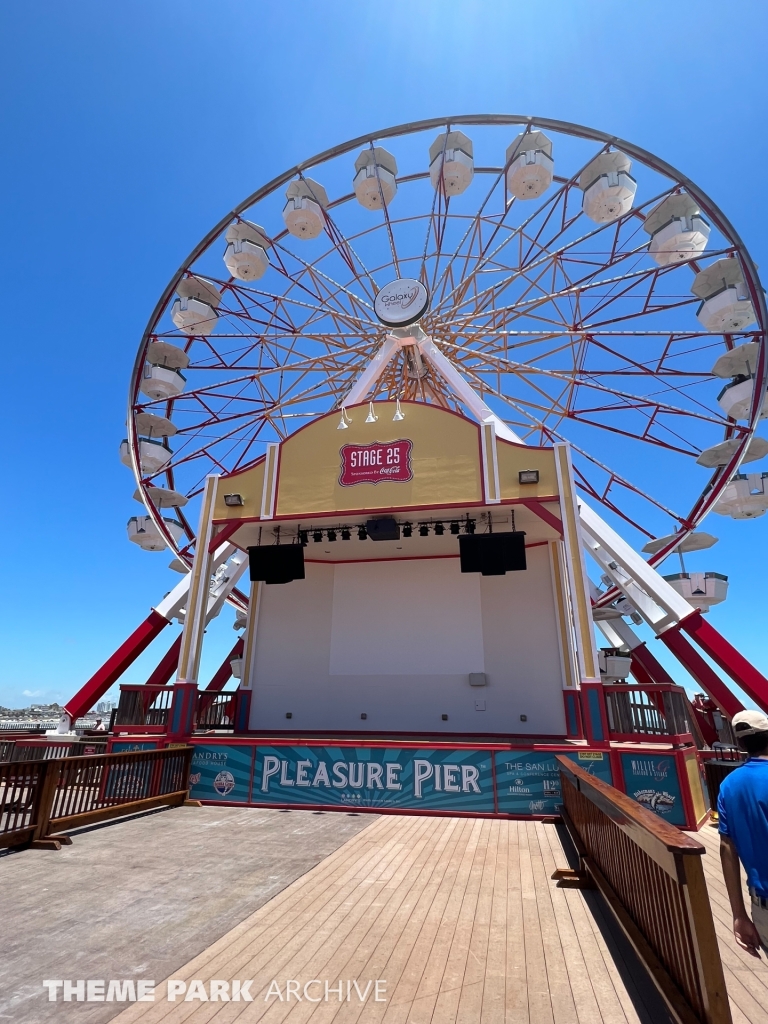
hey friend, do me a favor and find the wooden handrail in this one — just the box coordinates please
[557,755,730,1024]
[0,747,193,850]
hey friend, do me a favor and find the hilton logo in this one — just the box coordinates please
[374,278,429,327]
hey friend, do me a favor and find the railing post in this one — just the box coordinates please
[678,853,732,1024]
[580,681,611,747]
[30,759,63,846]
[167,682,198,744]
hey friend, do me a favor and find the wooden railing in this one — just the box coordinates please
[197,691,235,729]
[604,683,693,743]
[2,737,109,763]
[0,747,192,850]
[557,756,730,1024]
[114,685,174,727]
[0,759,50,849]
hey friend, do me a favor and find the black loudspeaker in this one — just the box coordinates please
[458,532,527,576]
[248,544,305,585]
[366,517,400,542]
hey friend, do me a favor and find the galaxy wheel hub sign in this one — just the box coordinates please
[374,277,429,328]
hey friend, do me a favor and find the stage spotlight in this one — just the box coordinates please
[419,524,429,537]
[402,523,412,538]
[358,525,368,540]
[341,528,351,540]
[434,522,445,536]
[327,529,337,542]
[464,519,476,534]
[313,530,323,543]
[299,530,308,546]
[450,521,460,535]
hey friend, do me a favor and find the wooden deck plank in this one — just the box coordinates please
[111,814,768,1024]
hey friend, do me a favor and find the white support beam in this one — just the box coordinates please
[416,336,524,444]
[344,336,400,407]
[154,542,238,623]
[177,475,220,685]
[579,503,694,630]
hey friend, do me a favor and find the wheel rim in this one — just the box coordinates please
[128,115,767,573]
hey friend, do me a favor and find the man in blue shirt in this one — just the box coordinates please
[718,709,768,956]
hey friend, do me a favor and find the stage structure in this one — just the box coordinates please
[62,116,768,827]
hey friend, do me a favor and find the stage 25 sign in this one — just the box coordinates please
[339,440,413,486]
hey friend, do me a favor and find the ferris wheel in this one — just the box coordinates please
[123,114,768,596]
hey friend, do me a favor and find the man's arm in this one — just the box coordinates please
[720,835,762,957]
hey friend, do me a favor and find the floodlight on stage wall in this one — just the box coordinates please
[519,470,539,484]
[223,493,243,507]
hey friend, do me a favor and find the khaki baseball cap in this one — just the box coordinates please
[732,710,768,736]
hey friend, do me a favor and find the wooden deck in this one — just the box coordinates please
[110,814,768,1024]
[114,814,680,1024]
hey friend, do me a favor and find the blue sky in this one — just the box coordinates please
[1,1,767,711]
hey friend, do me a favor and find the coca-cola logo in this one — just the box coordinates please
[339,440,413,486]
[374,278,429,327]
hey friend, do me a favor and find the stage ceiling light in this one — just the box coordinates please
[450,521,460,534]
[341,528,351,540]
[327,529,337,542]
[357,525,368,540]
[434,522,445,536]
[402,523,412,537]
[419,524,429,537]
[313,530,323,543]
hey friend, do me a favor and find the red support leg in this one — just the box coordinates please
[629,643,674,685]
[145,635,182,687]
[680,611,768,715]
[659,626,745,719]
[64,610,170,723]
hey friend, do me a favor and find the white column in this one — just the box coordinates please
[176,475,220,684]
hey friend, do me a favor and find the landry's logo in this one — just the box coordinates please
[339,440,413,486]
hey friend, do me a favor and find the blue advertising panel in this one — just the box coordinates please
[188,744,253,803]
[495,749,613,815]
[253,746,494,812]
[620,753,685,825]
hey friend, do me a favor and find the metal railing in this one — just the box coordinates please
[557,756,731,1024]
[0,747,192,850]
[604,683,692,742]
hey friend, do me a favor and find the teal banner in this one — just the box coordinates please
[495,749,613,815]
[253,746,494,811]
[620,753,685,825]
[188,744,253,803]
